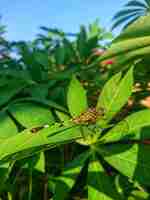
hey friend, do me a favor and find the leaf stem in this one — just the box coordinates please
[28,170,32,200]
[8,192,12,200]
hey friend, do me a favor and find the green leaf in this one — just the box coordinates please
[11,97,67,112]
[54,151,90,200]
[0,77,11,87]
[0,80,27,106]
[88,154,120,200]
[128,190,149,200]
[97,72,121,111]
[63,39,76,62]
[0,123,82,163]
[77,26,87,59]
[101,109,150,143]
[0,69,32,82]
[48,178,56,194]
[0,162,14,191]
[97,143,150,185]
[0,112,18,141]
[19,153,44,171]
[88,19,100,39]
[34,50,49,69]
[111,45,150,67]
[100,15,150,64]
[34,152,45,173]
[28,84,49,99]
[9,102,54,128]
[55,46,65,65]
[114,174,134,197]
[97,67,133,122]
[67,76,88,117]
[116,15,150,42]
[55,110,70,122]
[20,46,43,82]
[30,62,42,82]
[100,36,150,62]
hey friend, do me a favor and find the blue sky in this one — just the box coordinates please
[0,0,125,41]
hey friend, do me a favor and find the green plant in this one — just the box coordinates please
[112,0,150,30]
[51,67,150,200]
[0,21,115,199]
[0,16,150,199]
[0,66,150,199]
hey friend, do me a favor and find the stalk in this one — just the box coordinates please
[28,170,33,200]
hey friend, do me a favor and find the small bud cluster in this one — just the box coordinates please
[72,107,104,125]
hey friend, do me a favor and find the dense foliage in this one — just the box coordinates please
[0,15,150,200]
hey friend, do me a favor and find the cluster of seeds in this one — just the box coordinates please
[72,107,104,125]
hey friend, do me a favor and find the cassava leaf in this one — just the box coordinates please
[128,190,149,200]
[0,80,27,106]
[55,46,65,65]
[97,67,133,122]
[0,123,82,163]
[99,36,150,62]
[115,15,150,42]
[53,151,90,200]
[88,154,121,200]
[8,102,54,128]
[67,76,88,117]
[10,97,67,112]
[96,143,150,186]
[34,152,45,173]
[101,109,150,143]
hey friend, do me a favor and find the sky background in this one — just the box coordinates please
[0,0,125,41]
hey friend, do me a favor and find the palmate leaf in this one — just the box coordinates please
[115,15,150,41]
[112,12,143,30]
[0,123,82,163]
[99,36,150,62]
[88,154,121,200]
[112,0,150,30]
[101,109,150,143]
[67,76,88,117]
[96,143,150,186]
[112,9,144,20]
[122,16,140,30]
[8,102,54,128]
[99,15,150,64]
[125,1,147,9]
[111,45,150,68]
[97,67,133,122]
[145,0,150,6]
[53,151,90,200]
